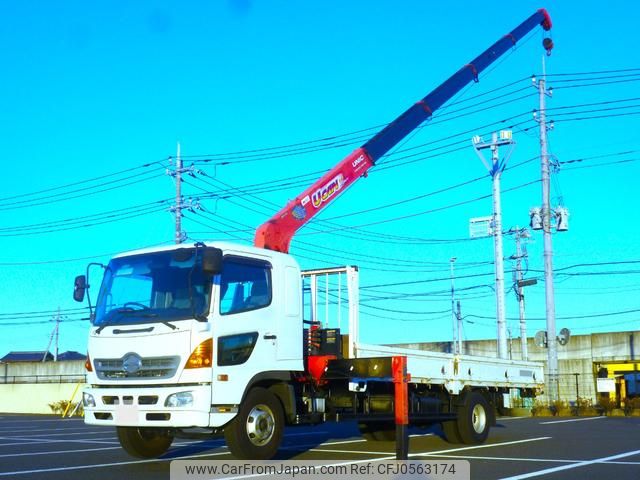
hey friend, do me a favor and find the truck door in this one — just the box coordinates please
[211,255,278,404]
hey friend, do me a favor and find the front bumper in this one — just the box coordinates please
[83,384,216,428]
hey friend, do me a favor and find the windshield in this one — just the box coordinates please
[93,248,212,327]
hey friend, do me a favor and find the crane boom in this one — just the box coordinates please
[255,9,553,253]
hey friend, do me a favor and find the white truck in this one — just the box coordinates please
[73,10,553,460]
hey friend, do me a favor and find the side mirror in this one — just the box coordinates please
[73,275,87,302]
[202,247,223,275]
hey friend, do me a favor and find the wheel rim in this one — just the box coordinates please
[245,404,275,446]
[471,404,487,434]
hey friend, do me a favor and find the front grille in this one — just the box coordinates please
[94,355,180,380]
[101,394,159,405]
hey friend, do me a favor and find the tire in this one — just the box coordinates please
[441,420,463,444]
[224,387,284,460]
[456,391,491,444]
[116,427,173,458]
[357,422,396,442]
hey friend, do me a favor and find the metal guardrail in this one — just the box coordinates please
[0,374,87,384]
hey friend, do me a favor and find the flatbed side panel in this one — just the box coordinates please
[355,343,544,395]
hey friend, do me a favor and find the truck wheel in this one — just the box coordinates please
[457,392,491,444]
[116,427,173,458]
[357,422,396,442]
[441,420,463,444]
[224,387,284,460]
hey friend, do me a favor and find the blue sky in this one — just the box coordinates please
[1,0,639,357]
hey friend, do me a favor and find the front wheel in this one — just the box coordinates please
[116,427,173,458]
[224,387,284,460]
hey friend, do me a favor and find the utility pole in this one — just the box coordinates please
[167,142,203,243]
[456,300,463,355]
[54,306,59,361]
[42,307,61,362]
[534,59,559,401]
[175,142,183,244]
[472,130,515,360]
[450,257,458,354]
[512,227,532,361]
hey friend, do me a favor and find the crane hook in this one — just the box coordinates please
[543,37,554,56]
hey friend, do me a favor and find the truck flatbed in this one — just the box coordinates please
[355,343,543,394]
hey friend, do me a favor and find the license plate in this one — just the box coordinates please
[116,405,139,424]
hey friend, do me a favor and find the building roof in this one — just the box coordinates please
[56,351,87,361]
[1,351,53,362]
[0,350,86,363]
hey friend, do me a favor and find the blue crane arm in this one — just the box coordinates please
[255,9,552,253]
[363,8,552,162]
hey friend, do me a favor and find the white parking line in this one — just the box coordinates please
[498,449,640,479]
[539,416,605,425]
[209,437,554,480]
[412,437,552,458]
[307,447,391,455]
[0,446,123,458]
[0,450,232,477]
[282,437,376,449]
[432,454,575,464]
[0,426,99,433]
[432,453,640,466]
[0,427,59,433]
[0,436,118,446]
[0,430,317,453]
[282,433,433,451]
[283,437,551,458]
[2,430,110,438]
[0,439,224,458]
[0,418,83,424]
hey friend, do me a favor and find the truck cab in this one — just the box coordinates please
[79,242,304,456]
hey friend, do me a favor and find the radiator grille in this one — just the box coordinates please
[94,355,180,380]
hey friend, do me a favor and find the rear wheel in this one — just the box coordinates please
[224,387,284,459]
[116,427,173,458]
[358,422,396,442]
[441,419,463,444]
[457,392,491,444]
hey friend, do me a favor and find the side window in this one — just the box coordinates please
[218,333,259,366]
[219,258,272,315]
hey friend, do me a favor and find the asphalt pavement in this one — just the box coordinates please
[0,414,639,479]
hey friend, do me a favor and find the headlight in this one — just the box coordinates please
[165,391,194,408]
[83,392,96,408]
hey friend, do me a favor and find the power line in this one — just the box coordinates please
[0,170,166,212]
[0,160,165,203]
[0,240,174,266]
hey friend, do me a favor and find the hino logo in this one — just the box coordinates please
[122,353,143,374]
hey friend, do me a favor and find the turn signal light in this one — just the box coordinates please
[185,338,213,369]
[85,354,93,372]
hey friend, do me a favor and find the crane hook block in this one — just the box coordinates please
[543,37,554,55]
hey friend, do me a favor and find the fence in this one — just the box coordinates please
[1,374,87,384]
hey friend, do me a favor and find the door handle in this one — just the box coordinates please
[263,334,277,340]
